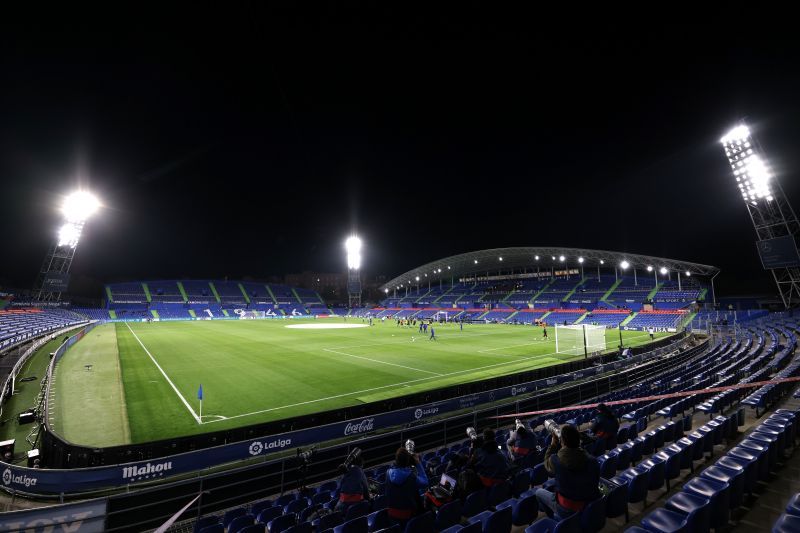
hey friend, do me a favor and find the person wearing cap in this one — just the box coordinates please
[385,447,429,525]
[537,424,600,519]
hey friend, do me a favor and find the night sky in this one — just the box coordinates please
[1,6,799,298]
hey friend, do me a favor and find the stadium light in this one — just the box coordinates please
[499,256,503,261]
[551,256,555,260]
[559,255,565,262]
[646,265,653,272]
[620,260,630,270]
[384,288,389,293]
[62,191,100,222]
[600,259,605,264]
[685,271,691,277]
[474,259,478,264]
[345,236,362,270]
[415,276,420,281]
[660,267,668,275]
[437,268,441,273]
[534,255,540,260]
[57,191,101,248]
[720,123,774,204]
[447,266,450,270]
[578,257,584,263]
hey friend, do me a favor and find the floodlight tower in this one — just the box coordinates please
[345,236,362,308]
[33,191,100,302]
[720,123,800,308]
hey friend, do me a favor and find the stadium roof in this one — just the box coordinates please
[380,247,720,291]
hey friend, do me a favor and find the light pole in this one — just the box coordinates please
[34,190,100,302]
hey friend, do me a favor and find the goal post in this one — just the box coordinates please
[555,324,606,357]
[433,311,449,322]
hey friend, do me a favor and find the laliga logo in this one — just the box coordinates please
[249,441,264,456]
[414,407,439,420]
[2,468,10,485]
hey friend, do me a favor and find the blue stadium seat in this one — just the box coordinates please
[640,508,689,533]
[435,499,463,531]
[229,515,255,533]
[240,525,267,533]
[257,507,283,525]
[344,501,371,521]
[682,476,730,529]
[664,491,710,533]
[223,508,249,529]
[580,496,606,532]
[269,513,297,533]
[334,516,368,533]
[403,511,434,533]
[772,513,800,532]
[463,489,488,518]
[605,479,629,522]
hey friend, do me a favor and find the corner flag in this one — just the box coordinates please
[197,384,203,421]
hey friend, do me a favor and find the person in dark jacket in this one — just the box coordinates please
[586,403,620,445]
[536,424,600,520]
[507,423,538,464]
[471,429,511,487]
[334,453,370,514]
[385,447,429,524]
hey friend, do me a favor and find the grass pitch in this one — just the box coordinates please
[52,319,665,446]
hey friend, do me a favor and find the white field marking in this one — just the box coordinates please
[204,328,671,424]
[325,331,502,351]
[285,323,369,329]
[322,348,442,376]
[124,322,202,424]
[203,346,571,424]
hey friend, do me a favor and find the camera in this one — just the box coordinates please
[297,446,317,466]
[339,447,361,472]
[405,439,415,454]
[544,419,561,439]
[466,427,478,440]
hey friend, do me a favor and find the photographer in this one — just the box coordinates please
[506,420,538,464]
[584,403,619,448]
[335,449,370,514]
[385,446,429,525]
[537,423,600,520]
[470,429,511,487]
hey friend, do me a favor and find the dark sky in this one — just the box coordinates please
[1,6,799,297]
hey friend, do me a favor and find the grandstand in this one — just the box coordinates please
[6,247,799,533]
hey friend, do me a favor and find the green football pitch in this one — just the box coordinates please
[50,319,666,446]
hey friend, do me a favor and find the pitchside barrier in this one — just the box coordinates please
[0,334,714,532]
[0,332,693,497]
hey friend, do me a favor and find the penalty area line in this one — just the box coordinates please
[124,322,202,425]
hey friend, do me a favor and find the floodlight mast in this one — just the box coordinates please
[720,122,800,308]
[345,236,363,309]
[33,191,101,302]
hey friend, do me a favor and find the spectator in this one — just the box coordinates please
[335,452,370,514]
[588,403,619,442]
[385,447,429,525]
[506,423,538,464]
[536,424,600,520]
[471,429,511,487]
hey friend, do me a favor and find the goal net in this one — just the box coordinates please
[555,324,606,355]
[433,311,449,322]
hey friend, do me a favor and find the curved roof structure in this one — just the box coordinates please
[380,247,719,292]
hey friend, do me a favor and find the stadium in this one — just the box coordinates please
[2,11,800,533]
